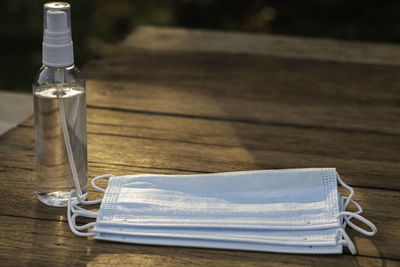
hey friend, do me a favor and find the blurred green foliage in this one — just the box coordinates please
[0,0,176,92]
[1,0,400,92]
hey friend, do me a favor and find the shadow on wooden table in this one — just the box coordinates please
[24,197,389,266]
[2,26,399,264]
[25,202,381,266]
[80,39,399,262]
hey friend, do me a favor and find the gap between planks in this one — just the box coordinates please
[86,105,400,138]
[11,116,400,191]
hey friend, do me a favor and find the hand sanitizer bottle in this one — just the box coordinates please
[33,2,88,207]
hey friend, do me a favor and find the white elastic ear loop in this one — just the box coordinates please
[90,174,109,193]
[67,190,95,236]
[71,205,99,217]
[336,172,377,254]
[341,196,362,215]
[336,195,357,254]
[337,228,357,255]
[337,173,354,210]
[337,174,377,235]
[336,211,377,255]
[57,67,111,201]
[67,174,113,236]
[340,196,362,229]
[56,69,84,198]
[73,221,96,230]
[337,211,377,236]
[74,174,111,205]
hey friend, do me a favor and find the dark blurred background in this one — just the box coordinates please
[1,0,400,92]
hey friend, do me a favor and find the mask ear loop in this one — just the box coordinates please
[337,174,354,210]
[67,174,113,236]
[340,196,362,230]
[341,196,362,215]
[338,211,377,236]
[67,190,96,236]
[336,173,377,254]
[336,228,357,255]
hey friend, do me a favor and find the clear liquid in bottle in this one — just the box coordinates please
[34,85,88,206]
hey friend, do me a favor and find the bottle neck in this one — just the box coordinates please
[42,64,75,70]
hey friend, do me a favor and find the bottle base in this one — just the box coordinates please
[38,191,88,207]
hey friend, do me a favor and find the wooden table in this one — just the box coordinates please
[1,26,399,266]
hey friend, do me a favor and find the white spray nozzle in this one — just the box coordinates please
[42,2,74,67]
[47,10,68,32]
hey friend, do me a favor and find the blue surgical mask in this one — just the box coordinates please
[67,168,376,254]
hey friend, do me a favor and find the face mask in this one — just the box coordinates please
[67,168,376,254]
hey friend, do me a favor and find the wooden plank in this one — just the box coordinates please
[4,26,399,265]
[84,50,400,135]
[122,26,400,66]
[1,216,399,267]
[14,114,400,190]
[0,133,399,259]
[22,107,400,165]
[86,109,399,190]
[0,171,398,260]
[0,164,193,222]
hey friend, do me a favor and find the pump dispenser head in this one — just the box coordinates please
[42,2,74,67]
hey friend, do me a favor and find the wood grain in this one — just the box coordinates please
[84,50,400,135]
[15,113,400,190]
[124,26,400,66]
[1,26,400,266]
[0,176,398,260]
[0,127,399,259]
[2,215,399,267]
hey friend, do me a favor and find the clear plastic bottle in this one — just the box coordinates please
[33,2,87,206]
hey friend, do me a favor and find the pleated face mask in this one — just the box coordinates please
[67,168,376,254]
